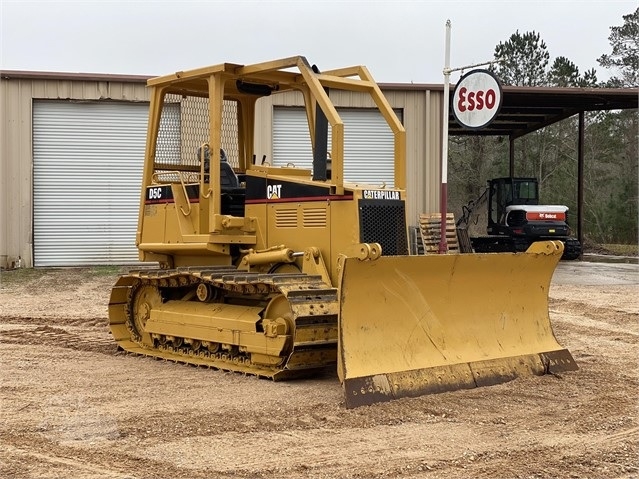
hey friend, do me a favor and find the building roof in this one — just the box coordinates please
[2,69,637,138]
[0,70,150,83]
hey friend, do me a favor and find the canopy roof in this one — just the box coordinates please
[446,85,638,138]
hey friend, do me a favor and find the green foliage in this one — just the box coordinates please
[89,265,123,276]
[597,7,639,87]
[601,243,639,255]
[490,30,598,87]
[448,136,508,216]
[584,109,639,243]
[581,68,599,87]
[491,31,550,86]
[548,56,581,87]
[548,57,598,87]
[0,267,45,288]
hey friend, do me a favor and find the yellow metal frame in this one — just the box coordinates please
[137,55,407,267]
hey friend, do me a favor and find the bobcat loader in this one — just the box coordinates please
[108,56,577,408]
[458,177,582,260]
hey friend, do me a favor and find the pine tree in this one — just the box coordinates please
[491,31,550,86]
[597,7,639,87]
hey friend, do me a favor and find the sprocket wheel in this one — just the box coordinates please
[127,283,162,345]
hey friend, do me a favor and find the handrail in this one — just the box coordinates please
[151,170,192,216]
[198,142,213,199]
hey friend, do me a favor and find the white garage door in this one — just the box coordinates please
[33,101,148,266]
[273,107,402,186]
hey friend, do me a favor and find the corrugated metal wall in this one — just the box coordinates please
[0,73,443,268]
[0,76,150,268]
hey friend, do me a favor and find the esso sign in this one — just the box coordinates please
[452,69,503,129]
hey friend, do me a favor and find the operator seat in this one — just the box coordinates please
[198,145,239,188]
[219,149,239,188]
[218,148,244,217]
[197,145,244,216]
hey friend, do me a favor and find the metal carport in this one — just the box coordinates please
[446,85,639,252]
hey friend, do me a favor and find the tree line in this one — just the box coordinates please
[448,8,638,245]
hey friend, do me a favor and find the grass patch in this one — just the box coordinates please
[88,265,126,276]
[0,267,49,287]
[601,244,639,256]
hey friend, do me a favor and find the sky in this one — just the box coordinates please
[0,0,635,84]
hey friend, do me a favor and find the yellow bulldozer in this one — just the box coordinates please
[108,56,577,408]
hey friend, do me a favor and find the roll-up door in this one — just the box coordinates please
[272,107,402,187]
[33,101,149,266]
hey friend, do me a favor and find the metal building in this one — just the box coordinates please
[0,70,445,268]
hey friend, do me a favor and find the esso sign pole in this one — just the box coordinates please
[439,20,452,254]
[439,21,503,253]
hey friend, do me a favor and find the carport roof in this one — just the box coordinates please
[449,85,638,138]
[386,83,638,138]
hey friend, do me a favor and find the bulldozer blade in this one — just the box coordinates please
[337,240,577,408]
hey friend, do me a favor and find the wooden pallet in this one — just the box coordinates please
[418,213,459,254]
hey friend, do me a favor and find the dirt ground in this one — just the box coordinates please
[1,259,637,479]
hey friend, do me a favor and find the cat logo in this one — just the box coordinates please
[267,184,282,199]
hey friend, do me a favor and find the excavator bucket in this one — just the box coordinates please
[337,240,577,408]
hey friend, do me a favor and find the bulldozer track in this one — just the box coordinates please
[108,266,339,380]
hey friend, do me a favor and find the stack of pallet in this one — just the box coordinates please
[418,213,460,254]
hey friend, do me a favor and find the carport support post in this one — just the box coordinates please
[577,111,584,257]
[509,136,515,176]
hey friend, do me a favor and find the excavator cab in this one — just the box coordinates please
[488,177,540,234]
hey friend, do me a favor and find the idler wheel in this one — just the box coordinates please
[129,284,162,345]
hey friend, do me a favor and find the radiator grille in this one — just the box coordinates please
[303,208,327,228]
[359,200,408,256]
[275,208,297,228]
